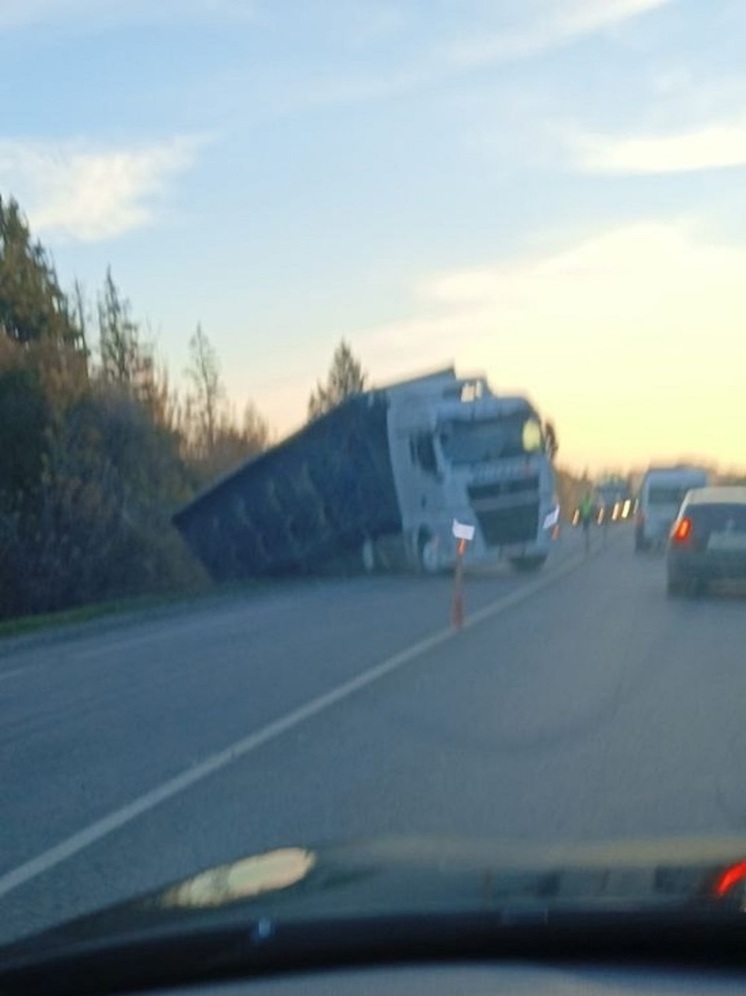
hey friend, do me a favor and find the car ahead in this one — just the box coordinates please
[667,486,746,596]
[635,467,709,552]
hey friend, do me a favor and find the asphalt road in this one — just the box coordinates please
[2,523,746,945]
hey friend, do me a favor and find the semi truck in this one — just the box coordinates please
[173,367,559,579]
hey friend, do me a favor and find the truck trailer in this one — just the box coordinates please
[173,367,559,579]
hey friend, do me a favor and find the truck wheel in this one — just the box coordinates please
[509,555,547,573]
[418,532,440,575]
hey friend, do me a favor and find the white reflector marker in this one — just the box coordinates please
[452,520,475,541]
[543,507,560,530]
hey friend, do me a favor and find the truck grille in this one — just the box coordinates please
[475,504,539,545]
[468,476,539,501]
[468,476,540,546]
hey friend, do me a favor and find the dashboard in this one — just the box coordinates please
[154,963,746,995]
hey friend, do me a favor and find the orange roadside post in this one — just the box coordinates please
[451,522,474,630]
[452,539,466,628]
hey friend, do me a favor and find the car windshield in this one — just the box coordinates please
[648,486,694,506]
[3,0,746,966]
[439,414,544,465]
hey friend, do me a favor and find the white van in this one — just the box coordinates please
[635,467,709,551]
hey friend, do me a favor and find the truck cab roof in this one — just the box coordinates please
[436,395,535,423]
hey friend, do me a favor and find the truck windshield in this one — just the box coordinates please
[439,414,543,465]
[648,485,693,506]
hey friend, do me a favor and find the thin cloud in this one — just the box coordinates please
[197,0,674,121]
[411,220,746,330]
[576,122,746,173]
[0,136,204,241]
[256,220,746,466]
[360,220,741,388]
[445,0,670,68]
[0,0,255,31]
[355,220,746,468]
[279,0,672,114]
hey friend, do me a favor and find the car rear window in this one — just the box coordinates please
[648,485,692,506]
[689,503,746,532]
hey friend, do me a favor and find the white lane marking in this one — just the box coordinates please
[0,553,583,900]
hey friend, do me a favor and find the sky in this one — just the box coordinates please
[1,0,745,473]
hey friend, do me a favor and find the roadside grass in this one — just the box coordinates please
[0,573,321,642]
[0,591,198,639]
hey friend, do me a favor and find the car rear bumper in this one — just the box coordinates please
[667,549,746,582]
[643,522,674,545]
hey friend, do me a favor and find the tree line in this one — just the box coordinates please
[0,196,274,620]
[1,192,582,622]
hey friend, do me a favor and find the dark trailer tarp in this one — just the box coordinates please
[173,393,401,580]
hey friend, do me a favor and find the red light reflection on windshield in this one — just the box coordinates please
[713,861,746,897]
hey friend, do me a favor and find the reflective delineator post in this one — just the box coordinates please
[451,520,475,630]
[452,539,466,628]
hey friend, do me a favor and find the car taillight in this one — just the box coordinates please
[671,517,693,543]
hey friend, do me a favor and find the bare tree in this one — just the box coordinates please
[185,323,224,457]
[308,339,367,420]
[98,268,141,385]
[71,279,90,360]
[242,400,271,453]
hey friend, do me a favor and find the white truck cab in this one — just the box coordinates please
[382,370,558,573]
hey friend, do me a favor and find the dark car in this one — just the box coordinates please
[666,486,746,596]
